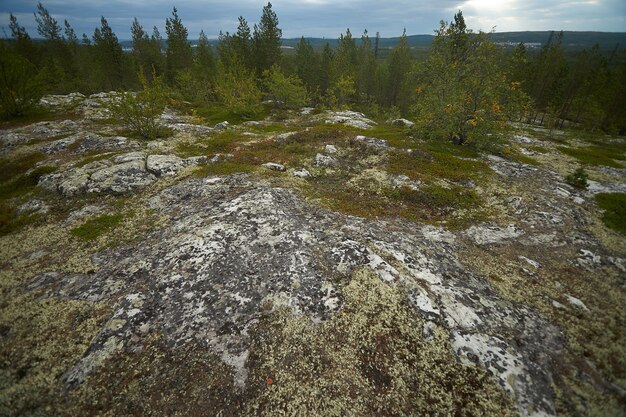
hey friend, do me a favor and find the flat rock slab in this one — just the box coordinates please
[35,175,561,416]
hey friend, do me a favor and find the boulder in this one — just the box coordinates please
[315,153,338,167]
[389,118,415,128]
[88,160,157,194]
[262,162,286,172]
[147,155,184,177]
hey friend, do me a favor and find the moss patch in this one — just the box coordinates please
[194,161,256,177]
[70,213,126,240]
[595,193,626,234]
[558,145,624,168]
[387,150,490,183]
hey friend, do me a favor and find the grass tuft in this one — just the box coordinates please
[70,214,125,240]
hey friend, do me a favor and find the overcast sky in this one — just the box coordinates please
[1,0,625,41]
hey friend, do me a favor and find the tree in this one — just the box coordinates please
[414,11,527,144]
[34,2,62,41]
[9,14,37,64]
[93,16,124,89]
[0,41,43,118]
[319,42,334,96]
[294,37,320,95]
[384,29,412,111]
[357,30,377,102]
[262,65,308,109]
[165,7,193,84]
[131,18,164,81]
[253,2,282,74]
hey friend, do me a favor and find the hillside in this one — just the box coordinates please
[1,93,625,416]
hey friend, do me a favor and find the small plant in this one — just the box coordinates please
[565,167,589,189]
[595,193,626,234]
[70,213,124,240]
[108,70,169,140]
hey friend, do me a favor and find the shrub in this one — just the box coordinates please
[213,62,262,118]
[0,42,43,119]
[108,71,169,139]
[262,65,308,109]
[595,193,626,234]
[565,167,589,189]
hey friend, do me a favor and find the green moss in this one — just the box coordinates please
[387,150,490,183]
[74,152,120,168]
[70,213,125,240]
[558,145,624,168]
[0,203,41,237]
[245,268,517,416]
[0,152,47,183]
[527,145,549,154]
[175,135,242,158]
[0,165,57,200]
[0,294,108,416]
[194,161,256,177]
[595,193,626,234]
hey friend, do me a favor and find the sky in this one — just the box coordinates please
[1,0,625,41]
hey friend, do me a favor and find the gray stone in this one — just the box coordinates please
[466,223,524,245]
[292,168,311,178]
[352,135,391,151]
[17,199,49,215]
[262,162,286,172]
[325,144,338,154]
[315,153,338,167]
[146,155,184,177]
[389,118,415,128]
[88,160,157,194]
[39,176,561,416]
[325,110,376,129]
[214,121,230,130]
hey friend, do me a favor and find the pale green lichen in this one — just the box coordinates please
[244,268,517,416]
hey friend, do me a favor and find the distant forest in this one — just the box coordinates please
[2,1,625,140]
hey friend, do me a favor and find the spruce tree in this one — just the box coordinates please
[93,16,124,89]
[253,2,282,74]
[165,7,193,84]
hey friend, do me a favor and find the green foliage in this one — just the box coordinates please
[93,16,124,90]
[0,202,40,236]
[213,62,262,117]
[557,145,624,168]
[565,167,589,189]
[329,75,356,107]
[165,7,193,84]
[595,193,626,234]
[108,72,169,140]
[70,213,125,240]
[262,66,308,109]
[413,12,528,145]
[0,166,56,200]
[253,2,282,74]
[0,42,43,119]
[194,161,255,177]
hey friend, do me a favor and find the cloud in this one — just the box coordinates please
[1,0,624,40]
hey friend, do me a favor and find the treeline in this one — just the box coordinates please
[1,2,625,139]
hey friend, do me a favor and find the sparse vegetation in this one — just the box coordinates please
[595,193,626,234]
[70,213,125,240]
[565,167,589,189]
[108,72,169,139]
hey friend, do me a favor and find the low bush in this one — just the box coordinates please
[595,193,626,234]
[108,71,169,140]
[565,167,589,189]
